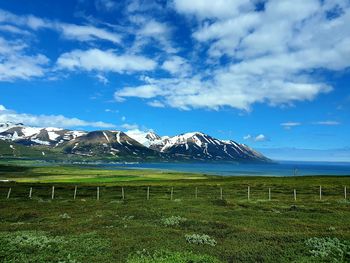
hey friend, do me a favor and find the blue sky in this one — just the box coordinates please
[0,0,349,161]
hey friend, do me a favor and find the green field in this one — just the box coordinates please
[0,163,349,262]
[0,163,210,183]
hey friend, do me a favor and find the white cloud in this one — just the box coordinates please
[243,134,267,142]
[281,122,302,129]
[0,37,49,81]
[147,100,165,108]
[254,134,267,142]
[113,0,349,111]
[313,121,341,126]
[95,0,118,12]
[1,3,350,112]
[121,123,139,130]
[57,49,157,73]
[96,74,109,85]
[115,74,331,110]
[129,17,177,54]
[104,109,118,113]
[0,104,115,128]
[139,20,168,36]
[0,24,31,35]
[115,84,162,101]
[243,134,251,140]
[56,23,121,43]
[0,9,121,43]
[173,0,253,19]
[119,0,346,110]
[161,56,192,76]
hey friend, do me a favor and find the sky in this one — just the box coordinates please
[0,0,349,161]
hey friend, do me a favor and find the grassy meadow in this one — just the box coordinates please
[0,163,349,262]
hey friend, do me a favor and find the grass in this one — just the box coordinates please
[0,164,210,183]
[0,163,349,262]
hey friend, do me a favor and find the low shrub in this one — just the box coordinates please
[0,231,113,262]
[161,216,187,227]
[305,237,350,262]
[7,231,66,250]
[59,213,71,219]
[328,226,336,232]
[185,234,217,247]
[127,249,222,263]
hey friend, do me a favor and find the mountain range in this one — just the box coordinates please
[0,122,271,163]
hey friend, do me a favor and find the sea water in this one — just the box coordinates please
[99,161,350,176]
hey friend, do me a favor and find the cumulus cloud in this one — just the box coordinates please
[313,121,341,126]
[0,9,121,44]
[161,56,192,76]
[147,100,165,108]
[115,74,330,110]
[1,2,350,112]
[173,0,253,19]
[115,84,162,101]
[0,105,115,128]
[254,134,267,142]
[0,8,125,81]
[243,134,251,140]
[96,74,109,85]
[116,0,350,110]
[128,17,177,54]
[139,19,168,37]
[57,49,157,73]
[95,0,118,12]
[0,37,49,81]
[243,134,267,142]
[121,123,139,130]
[280,122,302,130]
[56,23,121,43]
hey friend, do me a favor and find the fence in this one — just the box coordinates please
[0,184,348,203]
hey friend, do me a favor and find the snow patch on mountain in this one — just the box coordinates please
[103,132,110,142]
[126,129,163,147]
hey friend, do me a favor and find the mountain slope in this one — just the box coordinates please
[0,140,64,159]
[62,130,163,160]
[0,123,271,163]
[155,132,269,162]
[0,122,85,146]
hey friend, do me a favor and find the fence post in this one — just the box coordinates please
[6,188,11,199]
[345,186,347,200]
[147,186,150,200]
[247,186,250,200]
[268,187,271,201]
[319,186,322,201]
[121,187,125,200]
[220,187,223,200]
[195,187,198,199]
[74,186,77,200]
[51,186,55,200]
[97,187,100,201]
[29,187,32,199]
[170,187,173,201]
[294,189,297,201]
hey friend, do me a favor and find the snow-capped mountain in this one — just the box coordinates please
[63,130,161,158]
[0,122,86,146]
[159,132,269,162]
[0,123,271,162]
[128,131,270,162]
[126,130,165,148]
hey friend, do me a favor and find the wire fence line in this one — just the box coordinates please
[0,184,348,202]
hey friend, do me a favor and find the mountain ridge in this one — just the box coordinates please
[0,122,271,163]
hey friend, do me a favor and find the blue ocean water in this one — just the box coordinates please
[99,161,350,176]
